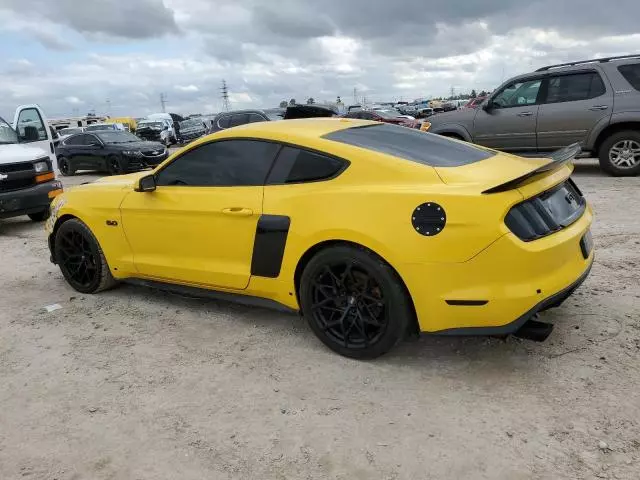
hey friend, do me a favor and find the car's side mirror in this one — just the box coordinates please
[482,101,493,112]
[135,174,157,192]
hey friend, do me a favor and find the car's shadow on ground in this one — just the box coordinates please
[0,217,42,236]
[572,160,604,177]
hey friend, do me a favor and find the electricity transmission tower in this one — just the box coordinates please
[160,93,167,113]
[221,80,231,112]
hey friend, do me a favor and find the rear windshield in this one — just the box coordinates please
[322,124,495,167]
[618,63,640,91]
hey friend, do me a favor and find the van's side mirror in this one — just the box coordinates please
[135,174,157,192]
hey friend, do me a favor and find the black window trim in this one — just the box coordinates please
[540,69,607,104]
[86,133,103,146]
[62,133,85,147]
[153,137,350,188]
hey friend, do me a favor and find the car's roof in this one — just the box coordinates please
[219,117,377,139]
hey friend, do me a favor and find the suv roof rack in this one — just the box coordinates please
[536,54,640,72]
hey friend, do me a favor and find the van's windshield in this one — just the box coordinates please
[0,117,19,145]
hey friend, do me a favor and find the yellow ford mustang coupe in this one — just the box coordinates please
[46,119,594,358]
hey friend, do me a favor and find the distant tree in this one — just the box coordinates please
[479,90,488,97]
[279,100,288,108]
[470,89,477,98]
[336,96,342,104]
[289,98,296,106]
[306,97,315,104]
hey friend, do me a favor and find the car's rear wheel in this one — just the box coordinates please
[58,156,74,176]
[107,155,123,175]
[54,218,117,294]
[28,210,49,222]
[299,245,411,359]
[599,130,640,176]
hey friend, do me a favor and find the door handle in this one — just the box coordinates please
[589,105,609,111]
[222,207,253,216]
[517,112,533,117]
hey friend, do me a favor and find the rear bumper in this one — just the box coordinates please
[0,180,63,219]
[400,204,594,333]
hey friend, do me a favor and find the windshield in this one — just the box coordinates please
[59,127,83,136]
[0,117,19,144]
[97,131,142,144]
[138,122,163,129]
[263,108,285,121]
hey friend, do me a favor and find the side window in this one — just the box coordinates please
[247,113,267,123]
[16,108,47,142]
[545,72,606,103]
[64,134,85,146]
[156,140,280,187]
[85,134,100,146]
[217,115,231,129]
[617,64,640,91]
[492,79,542,108]
[229,114,249,127]
[267,146,347,184]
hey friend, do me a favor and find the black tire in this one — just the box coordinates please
[58,156,74,176]
[598,130,640,176]
[107,155,124,175]
[54,218,117,294]
[299,245,412,359]
[28,210,49,222]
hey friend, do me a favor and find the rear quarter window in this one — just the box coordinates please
[323,124,495,167]
[618,64,640,91]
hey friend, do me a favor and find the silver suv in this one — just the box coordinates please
[426,54,640,176]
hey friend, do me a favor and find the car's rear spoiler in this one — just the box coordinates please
[482,143,581,194]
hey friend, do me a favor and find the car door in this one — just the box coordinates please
[60,134,87,169]
[119,139,281,290]
[472,78,543,151]
[83,134,107,171]
[12,105,56,166]
[536,70,612,151]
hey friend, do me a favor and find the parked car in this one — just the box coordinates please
[209,105,335,133]
[45,119,593,359]
[0,104,62,222]
[425,54,640,176]
[136,119,175,145]
[416,107,434,118]
[56,126,85,143]
[344,109,419,128]
[84,122,126,132]
[105,117,137,132]
[56,130,168,176]
[178,118,207,143]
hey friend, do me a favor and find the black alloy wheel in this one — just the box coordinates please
[107,155,123,175]
[54,219,116,293]
[58,156,73,176]
[300,245,411,359]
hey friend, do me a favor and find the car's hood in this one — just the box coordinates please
[429,108,476,124]
[0,143,49,165]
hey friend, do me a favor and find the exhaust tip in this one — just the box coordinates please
[514,316,554,342]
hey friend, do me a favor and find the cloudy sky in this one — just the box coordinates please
[1,0,639,118]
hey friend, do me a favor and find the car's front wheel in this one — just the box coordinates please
[299,245,411,359]
[599,130,640,176]
[54,218,117,293]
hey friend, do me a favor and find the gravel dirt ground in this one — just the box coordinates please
[1,159,639,480]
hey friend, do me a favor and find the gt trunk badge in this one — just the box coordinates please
[106,220,118,226]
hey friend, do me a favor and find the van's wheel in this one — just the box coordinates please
[107,155,123,175]
[58,156,74,176]
[54,218,117,294]
[599,130,640,176]
[28,210,49,222]
[299,245,411,359]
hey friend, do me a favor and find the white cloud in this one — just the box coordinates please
[65,96,84,105]
[174,85,199,92]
